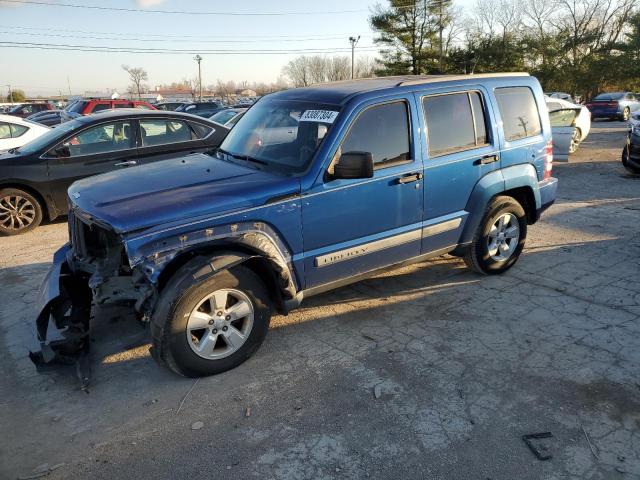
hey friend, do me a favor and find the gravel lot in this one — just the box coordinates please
[1,120,638,480]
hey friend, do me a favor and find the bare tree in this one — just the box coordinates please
[121,65,148,100]
[327,56,351,81]
[283,56,311,87]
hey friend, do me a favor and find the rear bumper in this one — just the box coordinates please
[536,177,558,219]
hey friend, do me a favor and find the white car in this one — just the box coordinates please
[0,114,51,152]
[545,96,590,154]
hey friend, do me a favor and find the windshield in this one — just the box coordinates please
[65,100,87,113]
[8,104,24,113]
[593,93,624,101]
[218,98,340,174]
[15,119,81,154]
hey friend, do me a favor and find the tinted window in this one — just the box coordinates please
[114,103,131,109]
[140,119,194,146]
[341,101,410,168]
[0,123,10,139]
[91,103,111,113]
[495,87,542,141]
[593,92,624,101]
[65,121,133,156]
[189,122,213,138]
[10,124,28,138]
[423,92,487,157]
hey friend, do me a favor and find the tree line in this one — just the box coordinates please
[370,0,639,100]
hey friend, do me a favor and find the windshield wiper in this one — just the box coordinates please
[217,148,267,166]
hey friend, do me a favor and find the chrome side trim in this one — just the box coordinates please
[315,229,421,268]
[422,217,462,237]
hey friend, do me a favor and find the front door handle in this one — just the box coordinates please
[114,160,137,167]
[396,172,423,184]
[476,154,499,165]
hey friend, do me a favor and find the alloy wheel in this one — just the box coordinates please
[569,129,580,154]
[0,195,36,231]
[487,213,520,262]
[186,288,254,360]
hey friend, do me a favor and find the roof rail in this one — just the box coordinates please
[397,72,530,87]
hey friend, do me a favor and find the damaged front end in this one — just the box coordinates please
[29,209,154,381]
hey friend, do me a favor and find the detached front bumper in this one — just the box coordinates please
[29,244,92,367]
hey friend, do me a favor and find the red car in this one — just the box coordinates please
[61,98,156,121]
[6,103,54,118]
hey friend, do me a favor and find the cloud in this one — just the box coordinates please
[135,0,166,7]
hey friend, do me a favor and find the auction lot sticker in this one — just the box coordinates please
[300,110,339,123]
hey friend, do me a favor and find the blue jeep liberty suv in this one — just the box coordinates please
[31,73,558,377]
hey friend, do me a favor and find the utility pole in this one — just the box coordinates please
[434,0,451,73]
[194,55,203,101]
[67,76,72,97]
[6,85,13,103]
[349,36,360,79]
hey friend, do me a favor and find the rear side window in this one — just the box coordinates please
[188,122,214,138]
[140,119,195,146]
[65,121,133,156]
[10,124,29,137]
[495,87,542,141]
[423,92,488,157]
[0,122,10,139]
[340,101,411,168]
[114,103,130,109]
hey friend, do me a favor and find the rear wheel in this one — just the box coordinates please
[464,196,527,275]
[151,261,272,377]
[622,145,640,174]
[0,188,43,236]
[569,128,581,154]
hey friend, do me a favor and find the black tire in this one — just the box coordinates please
[0,188,43,236]
[463,195,527,275]
[622,145,640,174]
[151,259,272,377]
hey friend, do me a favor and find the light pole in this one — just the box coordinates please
[6,85,13,103]
[349,36,360,79]
[194,55,203,101]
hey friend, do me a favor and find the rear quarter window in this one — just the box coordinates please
[495,87,542,142]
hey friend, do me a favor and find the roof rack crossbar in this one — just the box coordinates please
[397,72,530,87]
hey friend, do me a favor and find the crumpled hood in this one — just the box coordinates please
[69,153,300,233]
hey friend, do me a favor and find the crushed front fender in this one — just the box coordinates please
[29,244,92,368]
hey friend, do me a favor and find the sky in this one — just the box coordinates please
[0,0,472,97]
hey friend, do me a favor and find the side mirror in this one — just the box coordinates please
[54,143,71,158]
[332,151,374,179]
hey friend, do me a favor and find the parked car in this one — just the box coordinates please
[585,92,640,121]
[6,103,54,118]
[26,109,63,127]
[545,96,590,155]
[60,98,157,122]
[176,101,227,118]
[0,114,50,153]
[29,73,559,378]
[209,108,247,127]
[0,110,229,235]
[544,92,574,103]
[622,111,640,174]
[155,102,186,111]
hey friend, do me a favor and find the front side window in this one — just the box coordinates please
[549,109,579,127]
[10,124,29,138]
[423,92,488,157]
[495,87,542,141]
[64,121,133,156]
[91,103,112,113]
[339,101,410,168]
[140,119,194,146]
[219,98,340,174]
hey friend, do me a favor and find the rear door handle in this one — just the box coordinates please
[114,160,137,167]
[396,172,423,184]
[476,154,499,165]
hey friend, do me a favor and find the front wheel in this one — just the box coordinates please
[622,145,640,174]
[464,196,527,275]
[621,107,630,122]
[151,261,272,377]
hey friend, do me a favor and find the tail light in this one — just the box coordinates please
[608,101,619,107]
[544,140,553,180]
